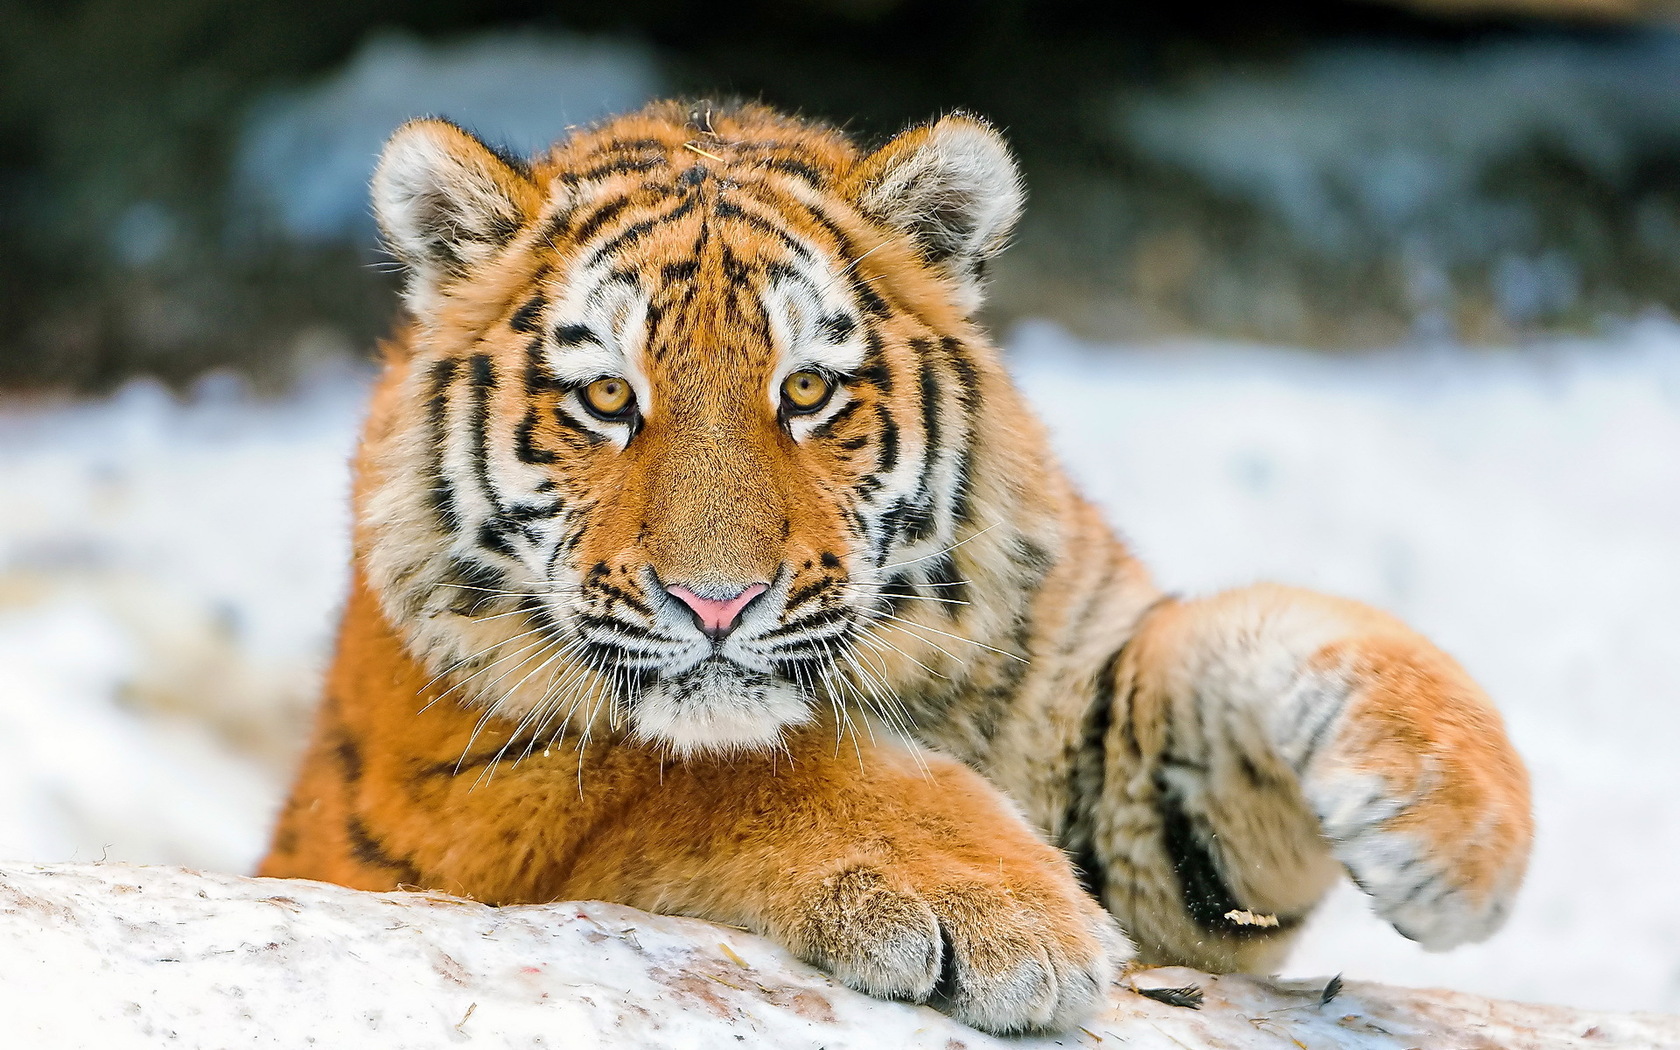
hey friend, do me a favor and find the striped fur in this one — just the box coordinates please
[262,102,1533,1033]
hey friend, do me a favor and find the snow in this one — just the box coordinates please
[2,861,1675,1048]
[1,320,1677,1016]
[0,360,366,872]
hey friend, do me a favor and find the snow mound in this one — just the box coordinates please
[1,861,1673,1049]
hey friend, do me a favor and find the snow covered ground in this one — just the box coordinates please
[6,861,1675,1049]
[1,320,1676,1016]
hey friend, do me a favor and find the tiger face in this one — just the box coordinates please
[359,104,1026,754]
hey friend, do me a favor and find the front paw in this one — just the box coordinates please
[1303,631,1533,949]
[788,849,1128,1033]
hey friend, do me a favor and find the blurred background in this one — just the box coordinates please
[2,0,1678,1019]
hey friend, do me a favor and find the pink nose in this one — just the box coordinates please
[666,583,768,637]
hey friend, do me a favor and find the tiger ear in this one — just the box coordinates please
[371,119,541,314]
[847,114,1024,314]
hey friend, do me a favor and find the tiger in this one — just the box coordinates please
[260,100,1533,1035]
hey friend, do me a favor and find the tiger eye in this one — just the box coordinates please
[781,370,832,413]
[582,376,633,418]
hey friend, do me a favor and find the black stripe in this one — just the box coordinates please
[758,156,826,185]
[881,498,935,550]
[909,347,944,545]
[719,243,756,284]
[811,399,862,439]
[553,323,596,348]
[662,260,700,283]
[440,556,507,616]
[1011,537,1055,578]
[331,726,362,783]
[572,154,666,183]
[426,358,462,534]
[509,295,546,334]
[1066,644,1126,901]
[586,194,698,264]
[1296,687,1352,773]
[855,328,892,391]
[785,577,836,612]
[601,137,667,153]
[501,501,562,522]
[939,338,979,400]
[969,610,1035,743]
[569,195,635,243]
[762,605,852,640]
[874,403,900,475]
[515,411,556,465]
[788,198,890,316]
[467,354,512,534]
[538,206,578,245]
[517,341,561,465]
[949,440,977,529]
[597,580,654,618]
[821,313,856,343]
[715,197,812,259]
[925,551,969,613]
[552,405,606,446]
[934,337,982,531]
[345,815,423,887]
[476,521,517,556]
[1156,777,1302,938]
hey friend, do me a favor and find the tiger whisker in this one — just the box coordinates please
[855,627,950,682]
[868,522,1002,574]
[529,644,614,750]
[470,639,586,787]
[870,610,1028,664]
[842,639,919,735]
[816,238,891,298]
[460,631,591,779]
[433,580,583,599]
[419,625,561,712]
[846,587,972,607]
[811,636,867,768]
[496,635,609,765]
[836,644,930,779]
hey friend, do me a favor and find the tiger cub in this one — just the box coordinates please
[261,101,1532,1034]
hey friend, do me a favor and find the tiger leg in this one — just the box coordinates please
[1076,583,1532,973]
[592,730,1130,1034]
[268,723,1124,1034]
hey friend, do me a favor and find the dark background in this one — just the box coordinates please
[4,0,1677,389]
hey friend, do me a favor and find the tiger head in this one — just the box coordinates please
[357,102,1053,755]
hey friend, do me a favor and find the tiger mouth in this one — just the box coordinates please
[624,652,817,754]
[524,577,854,752]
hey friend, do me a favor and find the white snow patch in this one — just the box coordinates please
[0,358,369,872]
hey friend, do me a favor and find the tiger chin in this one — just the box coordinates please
[261,101,1534,1035]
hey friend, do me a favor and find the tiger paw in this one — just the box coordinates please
[786,850,1128,1033]
[1299,630,1533,949]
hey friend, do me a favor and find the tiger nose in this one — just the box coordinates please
[666,582,769,639]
